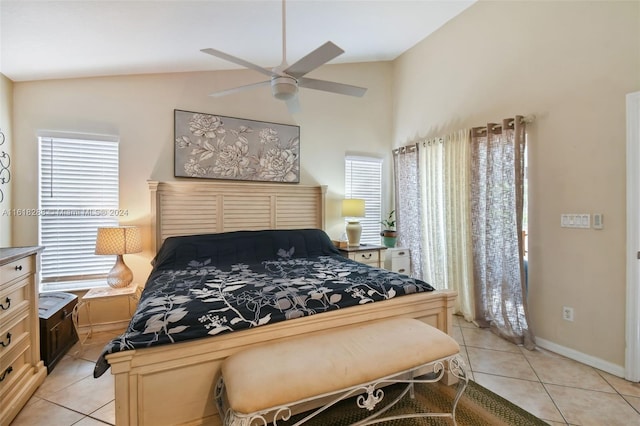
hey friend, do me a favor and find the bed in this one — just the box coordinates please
[103,180,457,426]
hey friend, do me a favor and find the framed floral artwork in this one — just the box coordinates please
[174,110,300,183]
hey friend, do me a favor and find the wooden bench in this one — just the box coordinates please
[214,318,468,426]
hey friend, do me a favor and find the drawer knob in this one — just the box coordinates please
[0,366,12,382]
[398,251,406,256]
[398,268,406,273]
[15,265,23,271]
[361,253,372,259]
[0,297,10,310]
[0,332,11,347]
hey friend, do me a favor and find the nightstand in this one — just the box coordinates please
[72,283,141,353]
[384,247,411,276]
[39,292,78,372]
[337,245,387,268]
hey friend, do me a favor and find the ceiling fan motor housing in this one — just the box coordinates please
[271,76,298,100]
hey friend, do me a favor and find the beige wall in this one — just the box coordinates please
[0,74,13,246]
[11,62,393,287]
[393,0,640,367]
[9,0,639,368]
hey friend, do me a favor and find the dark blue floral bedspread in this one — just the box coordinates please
[93,231,434,377]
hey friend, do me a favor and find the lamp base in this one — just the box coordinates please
[346,221,362,247]
[107,255,134,288]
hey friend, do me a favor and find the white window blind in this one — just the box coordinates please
[345,156,383,245]
[38,136,119,291]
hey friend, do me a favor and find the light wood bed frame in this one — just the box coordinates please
[107,180,456,426]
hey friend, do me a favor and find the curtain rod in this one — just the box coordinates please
[393,114,535,154]
[474,114,536,134]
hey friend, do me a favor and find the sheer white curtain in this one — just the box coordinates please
[442,131,475,321]
[394,118,534,343]
[470,117,534,348]
[418,131,475,320]
[393,146,423,279]
[419,137,446,288]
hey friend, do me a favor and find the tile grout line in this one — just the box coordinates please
[517,346,570,425]
[458,322,570,425]
[86,396,116,425]
[35,372,95,402]
[593,369,640,416]
[452,321,478,382]
[18,322,636,426]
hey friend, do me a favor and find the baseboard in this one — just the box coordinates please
[535,337,625,378]
[78,320,129,334]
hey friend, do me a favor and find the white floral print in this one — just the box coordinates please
[175,110,300,182]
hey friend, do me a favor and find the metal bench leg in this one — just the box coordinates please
[215,353,469,426]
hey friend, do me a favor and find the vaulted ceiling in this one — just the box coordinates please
[0,0,475,82]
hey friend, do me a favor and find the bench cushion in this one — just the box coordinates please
[221,318,459,414]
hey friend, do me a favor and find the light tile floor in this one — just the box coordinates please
[10,317,640,425]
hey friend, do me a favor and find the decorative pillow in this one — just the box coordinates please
[151,228,340,271]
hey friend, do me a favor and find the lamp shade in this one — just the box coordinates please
[341,199,366,218]
[95,226,142,288]
[95,226,142,255]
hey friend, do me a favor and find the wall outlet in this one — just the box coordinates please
[562,306,574,321]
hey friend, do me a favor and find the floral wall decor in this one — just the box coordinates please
[0,127,10,203]
[174,110,300,183]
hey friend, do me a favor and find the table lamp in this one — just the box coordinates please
[95,226,142,288]
[342,199,366,247]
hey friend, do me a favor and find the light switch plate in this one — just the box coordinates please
[593,213,604,229]
[561,213,591,229]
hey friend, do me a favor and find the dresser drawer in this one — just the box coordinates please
[0,336,31,396]
[0,256,33,286]
[388,258,411,275]
[349,250,380,265]
[0,277,31,323]
[389,248,410,260]
[0,310,29,357]
[384,248,411,275]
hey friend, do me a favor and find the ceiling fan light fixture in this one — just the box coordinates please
[271,76,298,100]
[202,0,367,106]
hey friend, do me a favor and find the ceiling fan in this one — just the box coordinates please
[201,0,367,113]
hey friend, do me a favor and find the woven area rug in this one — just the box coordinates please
[281,380,548,425]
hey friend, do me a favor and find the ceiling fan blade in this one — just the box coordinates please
[201,48,275,78]
[286,96,301,114]
[209,80,271,98]
[298,77,367,97]
[284,41,344,79]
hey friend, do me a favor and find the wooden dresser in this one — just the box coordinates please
[0,246,47,425]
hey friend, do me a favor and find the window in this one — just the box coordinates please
[345,156,383,245]
[38,135,120,291]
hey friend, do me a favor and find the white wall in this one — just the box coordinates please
[12,62,393,284]
[392,0,640,368]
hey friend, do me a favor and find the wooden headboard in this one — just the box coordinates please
[148,180,327,252]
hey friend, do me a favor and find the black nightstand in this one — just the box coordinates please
[39,292,78,373]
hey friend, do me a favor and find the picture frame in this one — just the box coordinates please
[174,109,300,183]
